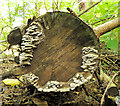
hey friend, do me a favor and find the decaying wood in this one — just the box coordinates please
[1,11,119,105]
[2,13,119,83]
[2,12,99,81]
[93,17,120,38]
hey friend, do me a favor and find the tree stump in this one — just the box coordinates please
[18,11,99,92]
[6,11,100,104]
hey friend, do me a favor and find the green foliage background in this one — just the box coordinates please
[0,0,119,53]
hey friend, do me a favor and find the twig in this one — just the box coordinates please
[0,47,8,54]
[101,58,116,68]
[1,43,8,47]
[78,0,102,17]
[100,54,119,70]
[100,54,120,58]
[53,0,58,10]
[100,70,120,106]
[91,14,115,25]
[94,71,101,85]
[82,84,101,103]
[82,84,89,96]
[0,40,7,43]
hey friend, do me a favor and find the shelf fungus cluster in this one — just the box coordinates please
[81,47,99,73]
[17,22,45,66]
[22,72,93,92]
[7,16,49,66]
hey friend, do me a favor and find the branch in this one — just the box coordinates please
[100,70,120,106]
[78,0,102,17]
[91,14,115,25]
[0,47,8,54]
[0,40,7,43]
[52,0,58,11]
[93,17,120,38]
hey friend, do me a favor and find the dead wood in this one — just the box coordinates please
[1,11,119,105]
[93,17,120,38]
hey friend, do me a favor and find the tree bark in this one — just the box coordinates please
[93,17,120,38]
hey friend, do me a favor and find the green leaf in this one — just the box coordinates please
[106,37,118,51]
